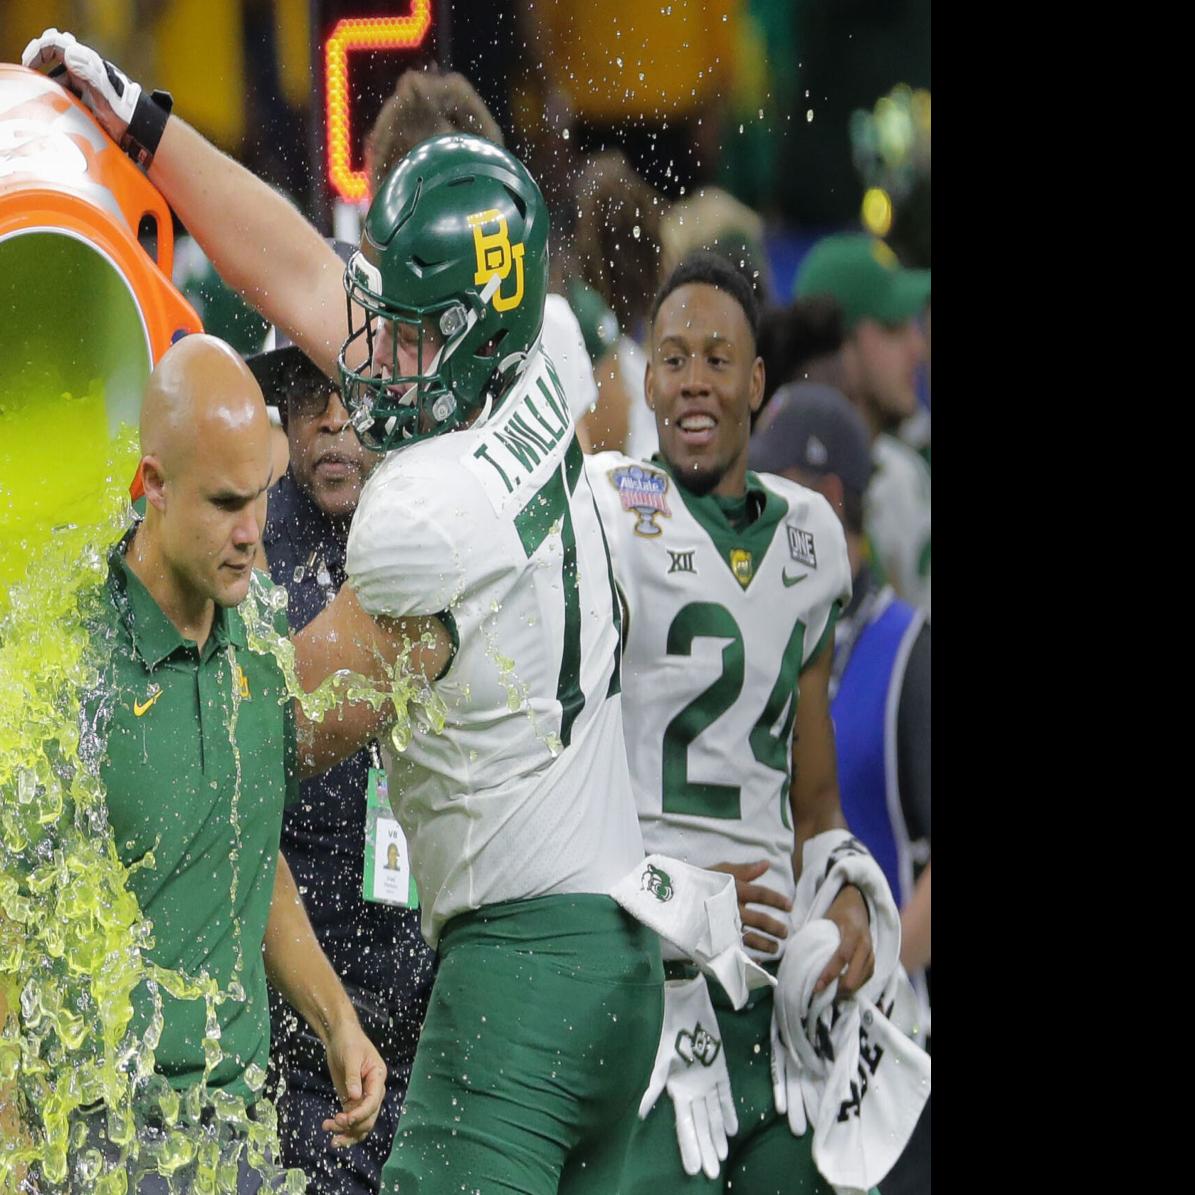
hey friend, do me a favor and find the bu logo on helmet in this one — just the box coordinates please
[468,208,525,312]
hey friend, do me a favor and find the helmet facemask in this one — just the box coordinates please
[335,134,551,454]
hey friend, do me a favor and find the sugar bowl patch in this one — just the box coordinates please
[610,464,671,536]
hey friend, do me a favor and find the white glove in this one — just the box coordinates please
[21,28,171,165]
[638,975,738,1180]
[769,1009,807,1137]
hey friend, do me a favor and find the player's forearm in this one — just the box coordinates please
[791,784,848,882]
[263,853,358,1045]
[296,701,390,779]
[292,587,452,777]
[149,117,347,375]
[899,860,930,972]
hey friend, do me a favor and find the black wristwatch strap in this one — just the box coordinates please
[123,88,173,167]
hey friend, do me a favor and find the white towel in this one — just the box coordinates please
[773,832,931,1194]
[610,854,775,1009]
[793,831,902,1006]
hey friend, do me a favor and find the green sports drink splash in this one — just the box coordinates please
[0,389,304,1193]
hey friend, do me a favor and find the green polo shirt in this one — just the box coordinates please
[86,533,298,1104]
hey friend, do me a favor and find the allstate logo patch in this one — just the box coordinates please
[609,465,671,537]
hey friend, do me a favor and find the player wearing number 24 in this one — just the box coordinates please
[22,28,664,1195]
[587,251,877,1191]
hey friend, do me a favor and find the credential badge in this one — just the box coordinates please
[610,465,671,537]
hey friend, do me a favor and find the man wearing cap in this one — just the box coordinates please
[247,279,437,1195]
[749,381,931,1195]
[792,234,931,612]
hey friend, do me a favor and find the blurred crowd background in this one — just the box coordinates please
[0,0,930,280]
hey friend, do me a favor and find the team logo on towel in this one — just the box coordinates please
[610,465,671,537]
[676,1022,722,1067]
[641,864,674,902]
[730,548,754,588]
[787,524,818,568]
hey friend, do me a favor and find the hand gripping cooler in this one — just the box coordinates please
[0,64,202,596]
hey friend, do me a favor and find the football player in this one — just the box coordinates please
[23,31,663,1195]
[586,250,884,1193]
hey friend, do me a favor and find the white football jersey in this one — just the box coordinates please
[346,349,644,946]
[587,453,851,959]
[542,292,598,425]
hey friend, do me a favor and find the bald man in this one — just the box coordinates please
[77,335,386,1190]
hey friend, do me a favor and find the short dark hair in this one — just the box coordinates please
[842,487,866,537]
[755,294,846,421]
[651,250,760,343]
[787,295,846,377]
[572,151,664,332]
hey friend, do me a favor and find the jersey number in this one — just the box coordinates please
[514,439,620,748]
[661,602,805,823]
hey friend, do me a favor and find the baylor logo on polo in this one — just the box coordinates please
[233,663,251,700]
[468,208,525,312]
[676,1022,722,1067]
[641,864,674,902]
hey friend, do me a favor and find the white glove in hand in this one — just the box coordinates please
[22,29,140,139]
[769,1010,807,1137]
[21,29,170,165]
[638,975,738,1180]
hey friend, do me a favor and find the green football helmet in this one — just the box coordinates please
[339,133,550,452]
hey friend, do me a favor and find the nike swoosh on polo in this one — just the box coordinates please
[782,570,808,587]
[133,689,163,717]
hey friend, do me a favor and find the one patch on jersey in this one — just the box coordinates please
[609,464,671,537]
[786,524,818,569]
[730,548,754,588]
[667,549,696,575]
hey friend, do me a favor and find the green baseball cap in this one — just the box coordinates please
[793,234,930,330]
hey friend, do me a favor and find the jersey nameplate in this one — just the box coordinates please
[464,357,573,514]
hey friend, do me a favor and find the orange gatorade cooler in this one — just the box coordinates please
[0,63,201,600]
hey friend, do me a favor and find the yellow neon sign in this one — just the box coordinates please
[324,5,434,203]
